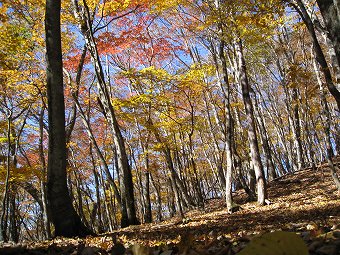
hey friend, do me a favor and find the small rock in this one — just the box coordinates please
[316,245,338,255]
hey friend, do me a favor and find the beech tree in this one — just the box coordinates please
[0,0,339,241]
[72,0,141,227]
[45,0,91,237]
[316,0,340,71]
[285,0,340,110]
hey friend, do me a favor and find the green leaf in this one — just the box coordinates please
[238,231,308,255]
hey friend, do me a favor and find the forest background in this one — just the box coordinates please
[0,0,339,243]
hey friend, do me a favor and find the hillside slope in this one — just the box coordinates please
[1,167,339,254]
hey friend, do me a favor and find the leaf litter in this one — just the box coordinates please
[0,167,339,255]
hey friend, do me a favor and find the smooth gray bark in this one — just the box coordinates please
[235,39,267,205]
[45,0,91,237]
[316,0,340,71]
[218,40,234,212]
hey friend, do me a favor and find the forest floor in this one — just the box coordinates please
[1,166,340,255]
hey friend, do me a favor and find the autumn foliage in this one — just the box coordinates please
[0,0,339,244]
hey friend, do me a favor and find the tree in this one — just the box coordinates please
[1,0,340,241]
[235,39,267,205]
[316,0,340,71]
[286,0,340,111]
[45,0,91,237]
[72,0,139,227]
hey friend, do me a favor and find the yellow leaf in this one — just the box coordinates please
[238,231,308,255]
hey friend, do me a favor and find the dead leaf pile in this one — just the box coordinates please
[0,168,339,255]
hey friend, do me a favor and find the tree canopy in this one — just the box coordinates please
[0,0,339,244]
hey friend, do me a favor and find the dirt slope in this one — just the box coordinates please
[0,167,339,254]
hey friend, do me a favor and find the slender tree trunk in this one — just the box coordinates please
[254,100,277,181]
[292,0,340,110]
[73,95,123,206]
[73,0,138,226]
[150,120,193,209]
[167,178,177,217]
[312,53,340,192]
[218,40,234,212]
[166,152,184,218]
[143,147,152,223]
[89,144,104,232]
[72,93,130,227]
[9,187,18,243]
[73,170,90,229]
[150,173,162,222]
[235,39,267,205]
[320,32,340,94]
[38,107,51,239]
[256,86,292,173]
[8,128,20,243]
[292,88,304,169]
[100,168,115,231]
[278,27,305,170]
[202,91,226,192]
[0,113,12,242]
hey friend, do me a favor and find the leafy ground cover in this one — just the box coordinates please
[1,167,339,255]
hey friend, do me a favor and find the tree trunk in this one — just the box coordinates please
[291,88,304,169]
[149,119,193,209]
[73,0,138,226]
[235,39,267,205]
[316,0,340,71]
[150,172,162,222]
[38,107,51,239]
[72,94,124,216]
[166,152,184,218]
[312,53,340,192]
[100,168,115,231]
[218,40,234,212]
[143,149,152,223]
[292,0,340,110]
[9,188,18,243]
[0,113,12,242]
[202,91,226,192]
[89,144,104,232]
[45,0,91,237]
[254,99,277,181]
